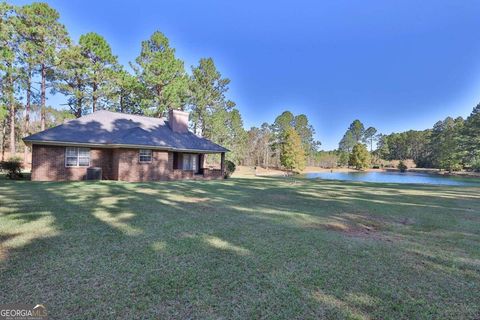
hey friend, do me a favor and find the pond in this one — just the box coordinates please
[304,171,480,186]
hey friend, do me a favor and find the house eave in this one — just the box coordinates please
[23,139,228,153]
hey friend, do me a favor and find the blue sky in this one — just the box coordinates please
[12,0,480,150]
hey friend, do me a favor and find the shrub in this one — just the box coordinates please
[397,161,407,172]
[224,160,236,178]
[0,157,23,179]
[472,160,480,172]
[349,143,371,170]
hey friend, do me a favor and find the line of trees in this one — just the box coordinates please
[244,111,321,172]
[332,104,480,171]
[0,1,247,164]
[377,106,480,171]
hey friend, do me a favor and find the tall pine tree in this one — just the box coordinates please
[18,3,69,130]
[280,126,306,173]
[132,31,188,116]
[462,104,480,167]
[79,32,117,112]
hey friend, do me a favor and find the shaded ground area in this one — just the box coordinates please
[0,172,479,319]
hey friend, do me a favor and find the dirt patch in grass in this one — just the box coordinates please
[0,247,7,262]
[398,217,416,226]
[306,213,393,241]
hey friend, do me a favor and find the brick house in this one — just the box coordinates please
[23,110,228,182]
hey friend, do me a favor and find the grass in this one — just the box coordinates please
[0,169,479,319]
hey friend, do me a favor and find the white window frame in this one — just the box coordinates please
[65,147,90,167]
[139,149,153,163]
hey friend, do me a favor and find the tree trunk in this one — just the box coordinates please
[76,95,83,118]
[40,63,46,131]
[24,70,32,165]
[266,148,269,170]
[199,113,205,137]
[119,93,124,113]
[8,74,15,155]
[76,77,83,118]
[92,81,97,112]
[1,118,7,161]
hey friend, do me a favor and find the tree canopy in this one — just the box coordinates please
[280,126,306,172]
[79,32,117,112]
[132,31,189,116]
[349,143,370,170]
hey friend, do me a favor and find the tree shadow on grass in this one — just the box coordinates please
[0,177,479,319]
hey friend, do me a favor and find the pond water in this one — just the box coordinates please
[304,171,480,186]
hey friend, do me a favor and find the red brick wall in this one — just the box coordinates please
[31,145,112,181]
[170,169,194,180]
[203,168,224,180]
[114,149,172,182]
[31,145,224,182]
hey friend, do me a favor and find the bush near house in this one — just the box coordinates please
[0,157,23,179]
[224,160,236,178]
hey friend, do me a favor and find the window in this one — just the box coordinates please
[65,147,90,167]
[139,149,152,163]
[182,154,198,171]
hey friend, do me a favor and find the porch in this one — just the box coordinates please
[170,152,225,180]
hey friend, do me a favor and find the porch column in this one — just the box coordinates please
[220,152,225,177]
[199,154,205,169]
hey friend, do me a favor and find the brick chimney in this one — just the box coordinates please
[168,109,189,133]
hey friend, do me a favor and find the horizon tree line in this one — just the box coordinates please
[332,104,480,171]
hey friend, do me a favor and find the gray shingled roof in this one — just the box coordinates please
[23,110,228,153]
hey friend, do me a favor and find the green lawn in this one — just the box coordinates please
[0,172,479,319]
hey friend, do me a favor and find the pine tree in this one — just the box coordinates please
[280,126,306,173]
[189,57,232,136]
[17,4,41,161]
[132,31,189,116]
[0,3,20,154]
[110,67,145,114]
[271,111,294,165]
[18,3,69,130]
[339,130,356,153]
[294,114,320,160]
[462,104,480,167]
[54,44,89,117]
[362,126,377,151]
[348,120,365,142]
[349,143,371,170]
[429,117,463,171]
[79,32,117,112]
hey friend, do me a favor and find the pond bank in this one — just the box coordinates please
[247,166,480,179]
